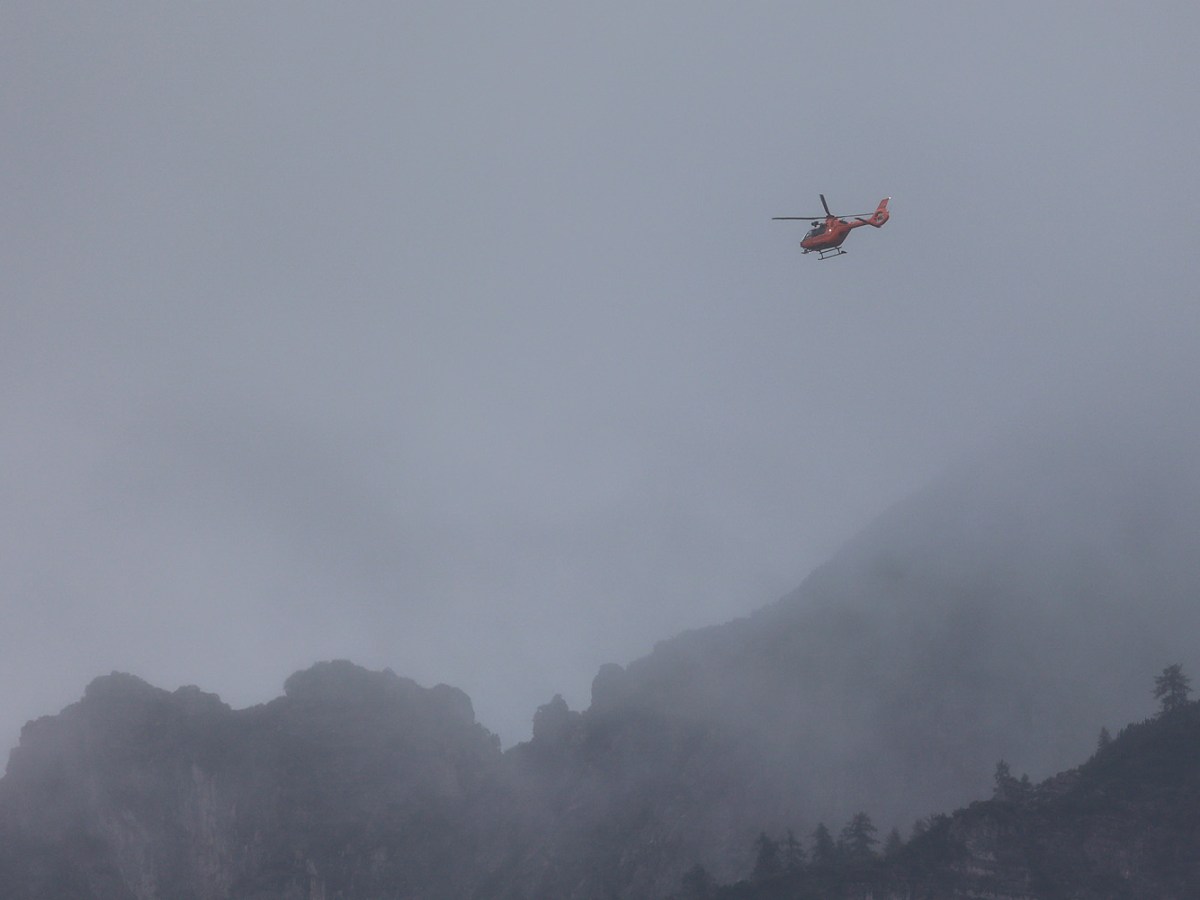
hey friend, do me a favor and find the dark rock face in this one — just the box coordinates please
[0,662,515,900]
[509,690,756,897]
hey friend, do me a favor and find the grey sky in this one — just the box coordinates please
[3,3,1198,754]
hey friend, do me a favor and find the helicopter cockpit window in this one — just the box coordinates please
[807,222,826,237]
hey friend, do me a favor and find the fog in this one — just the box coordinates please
[3,3,1198,758]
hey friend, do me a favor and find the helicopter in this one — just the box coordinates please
[773,194,890,259]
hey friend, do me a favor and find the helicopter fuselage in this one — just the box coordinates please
[800,218,860,254]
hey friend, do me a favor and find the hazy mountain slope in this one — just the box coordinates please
[712,700,1200,899]
[514,406,1200,891]
[3,406,1199,899]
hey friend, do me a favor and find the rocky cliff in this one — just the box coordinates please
[5,664,1198,899]
[0,662,517,899]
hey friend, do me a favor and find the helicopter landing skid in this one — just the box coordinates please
[802,246,847,260]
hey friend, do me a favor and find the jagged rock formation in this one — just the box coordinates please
[5,664,1198,899]
[0,662,516,899]
[506,686,756,897]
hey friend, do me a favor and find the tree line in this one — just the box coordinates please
[671,664,1193,900]
[674,810,902,899]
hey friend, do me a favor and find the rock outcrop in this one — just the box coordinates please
[0,662,514,900]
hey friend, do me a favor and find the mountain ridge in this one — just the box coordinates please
[4,409,1200,897]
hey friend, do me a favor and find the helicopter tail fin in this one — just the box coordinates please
[867,197,890,227]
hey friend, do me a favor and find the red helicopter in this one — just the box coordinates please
[773,194,890,258]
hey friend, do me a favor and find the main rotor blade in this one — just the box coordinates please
[820,194,832,216]
[772,216,822,221]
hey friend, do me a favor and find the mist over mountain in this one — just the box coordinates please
[498,397,1200,889]
[3,403,1200,898]
[619,396,1200,821]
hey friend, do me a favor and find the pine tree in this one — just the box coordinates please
[838,812,878,863]
[752,832,781,881]
[810,823,837,867]
[883,827,903,858]
[1096,726,1112,752]
[1154,664,1192,715]
[993,759,1018,801]
[782,828,805,872]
